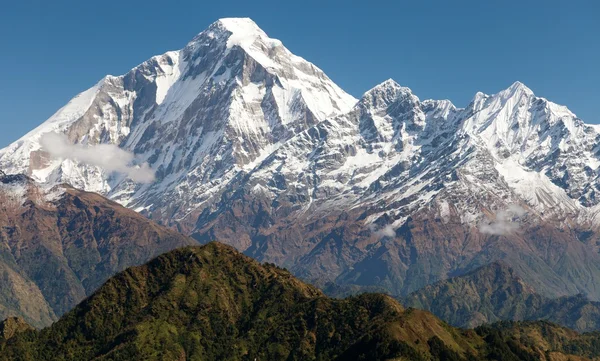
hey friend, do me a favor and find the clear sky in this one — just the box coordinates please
[1,0,598,147]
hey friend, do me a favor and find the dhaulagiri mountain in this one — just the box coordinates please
[2,242,600,361]
[0,171,195,328]
[402,262,600,333]
[3,17,600,303]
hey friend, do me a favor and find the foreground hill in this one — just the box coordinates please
[403,262,600,333]
[0,172,195,327]
[1,242,600,361]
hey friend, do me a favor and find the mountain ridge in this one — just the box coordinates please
[3,17,600,304]
[3,242,600,361]
[402,262,600,332]
[0,172,195,327]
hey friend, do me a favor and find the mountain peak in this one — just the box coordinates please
[500,80,534,98]
[360,79,417,109]
[466,82,534,112]
[216,17,261,33]
[508,80,532,91]
[186,18,279,58]
[202,17,281,51]
[372,78,404,91]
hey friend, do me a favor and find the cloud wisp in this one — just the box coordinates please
[369,223,396,240]
[480,204,527,236]
[40,132,155,183]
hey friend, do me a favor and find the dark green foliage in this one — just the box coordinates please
[0,244,411,360]
[428,336,468,361]
[336,334,427,361]
[478,321,600,360]
[563,332,600,356]
[1,243,599,361]
[477,328,539,361]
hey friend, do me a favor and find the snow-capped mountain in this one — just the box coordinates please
[2,18,600,300]
[194,78,600,234]
[0,18,355,225]
[192,78,600,299]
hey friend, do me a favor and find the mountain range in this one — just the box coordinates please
[2,242,600,361]
[402,262,600,333]
[2,17,600,308]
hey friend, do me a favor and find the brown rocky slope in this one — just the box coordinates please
[0,173,195,327]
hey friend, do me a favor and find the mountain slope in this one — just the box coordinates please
[0,18,355,231]
[0,317,33,342]
[191,79,600,300]
[2,242,600,361]
[0,172,195,327]
[402,262,600,332]
[3,18,600,304]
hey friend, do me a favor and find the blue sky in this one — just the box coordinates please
[1,0,598,147]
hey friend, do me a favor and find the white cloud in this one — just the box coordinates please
[39,132,155,183]
[369,224,396,239]
[480,204,527,236]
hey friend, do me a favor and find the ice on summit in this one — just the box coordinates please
[0,15,598,236]
[0,17,357,218]
[218,18,275,49]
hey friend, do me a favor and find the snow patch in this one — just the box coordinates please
[154,51,182,105]
[439,200,450,221]
[220,17,280,69]
[496,159,579,214]
[43,185,66,202]
[0,182,27,207]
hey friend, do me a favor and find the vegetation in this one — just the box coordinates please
[1,243,599,360]
[402,262,600,333]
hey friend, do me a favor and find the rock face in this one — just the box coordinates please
[0,18,355,228]
[402,262,600,332]
[0,317,33,341]
[192,79,600,300]
[3,18,600,302]
[2,242,600,361]
[0,173,195,328]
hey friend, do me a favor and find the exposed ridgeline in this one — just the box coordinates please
[192,79,600,302]
[403,262,600,333]
[1,243,600,361]
[4,17,600,307]
[0,18,356,228]
[0,172,195,328]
